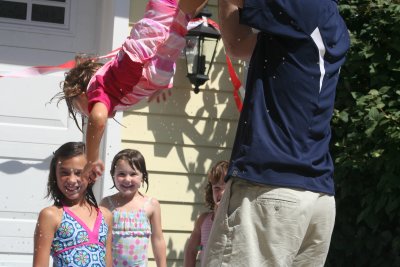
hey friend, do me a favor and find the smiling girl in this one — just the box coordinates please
[100,149,166,267]
[33,142,113,267]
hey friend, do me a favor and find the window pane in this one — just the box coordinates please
[0,1,27,20]
[31,4,65,24]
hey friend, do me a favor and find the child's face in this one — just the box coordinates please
[212,179,226,208]
[56,154,89,203]
[113,159,143,196]
[72,93,89,117]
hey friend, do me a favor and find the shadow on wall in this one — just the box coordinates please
[127,46,242,265]
[166,237,185,266]
[0,156,51,174]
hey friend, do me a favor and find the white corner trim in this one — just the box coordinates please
[94,0,130,200]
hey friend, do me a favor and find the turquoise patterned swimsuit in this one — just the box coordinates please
[51,206,108,266]
[106,197,152,267]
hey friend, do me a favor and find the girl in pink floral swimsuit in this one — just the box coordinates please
[101,149,166,267]
[54,0,208,183]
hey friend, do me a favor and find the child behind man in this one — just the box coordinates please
[184,160,228,267]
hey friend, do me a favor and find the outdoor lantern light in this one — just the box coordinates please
[184,6,221,94]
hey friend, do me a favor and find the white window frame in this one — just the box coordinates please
[0,0,73,33]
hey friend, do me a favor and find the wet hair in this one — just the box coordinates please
[51,55,103,132]
[204,160,229,211]
[46,142,98,208]
[110,149,149,192]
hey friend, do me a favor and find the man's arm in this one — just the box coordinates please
[218,0,257,60]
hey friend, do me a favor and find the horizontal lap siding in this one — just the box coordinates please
[126,0,242,265]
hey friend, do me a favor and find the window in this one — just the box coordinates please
[0,0,70,29]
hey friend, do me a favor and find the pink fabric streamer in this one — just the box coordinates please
[0,48,120,79]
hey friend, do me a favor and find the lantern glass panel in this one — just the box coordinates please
[186,36,219,75]
[185,36,199,75]
[201,36,219,75]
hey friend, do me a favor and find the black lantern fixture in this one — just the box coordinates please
[184,6,221,94]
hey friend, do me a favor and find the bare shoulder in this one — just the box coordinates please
[37,206,62,228]
[198,211,212,221]
[148,196,160,206]
[144,196,161,217]
[100,193,120,210]
[39,206,61,218]
[99,195,111,210]
[196,211,212,225]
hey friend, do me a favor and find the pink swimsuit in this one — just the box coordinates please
[106,196,153,267]
[87,0,190,116]
[51,206,108,266]
[199,212,213,263]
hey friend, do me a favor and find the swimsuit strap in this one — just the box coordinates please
[106,196,116,210]
[142,197,153,210]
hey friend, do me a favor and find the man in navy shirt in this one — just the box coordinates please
[202,0,350,266]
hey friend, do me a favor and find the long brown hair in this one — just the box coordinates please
[46,142,98,208]
[51,55,103,131]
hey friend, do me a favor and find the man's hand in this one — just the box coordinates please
[82,160,105,183]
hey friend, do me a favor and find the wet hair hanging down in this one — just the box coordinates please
[51,55,103,132]
[46,141,98,208]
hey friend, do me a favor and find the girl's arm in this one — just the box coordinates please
[183,212,208,267]
[219,0,257,60]
[32,207,60,267]
[100,207,113,267]
[149,198,167,267]
[83,102,108,181]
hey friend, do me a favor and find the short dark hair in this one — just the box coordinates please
[110,149,149,192]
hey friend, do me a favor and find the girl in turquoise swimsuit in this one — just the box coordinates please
[101,149,166,267]
[33,142,113,266]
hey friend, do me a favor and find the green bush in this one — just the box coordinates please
[328,0,400,266]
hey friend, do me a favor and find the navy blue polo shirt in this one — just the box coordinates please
[226,0,350,195]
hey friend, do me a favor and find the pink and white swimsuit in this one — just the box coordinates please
[87,0,191,116]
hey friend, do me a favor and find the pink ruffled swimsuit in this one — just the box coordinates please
[87,0,191,116]
[106,197,153,267]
